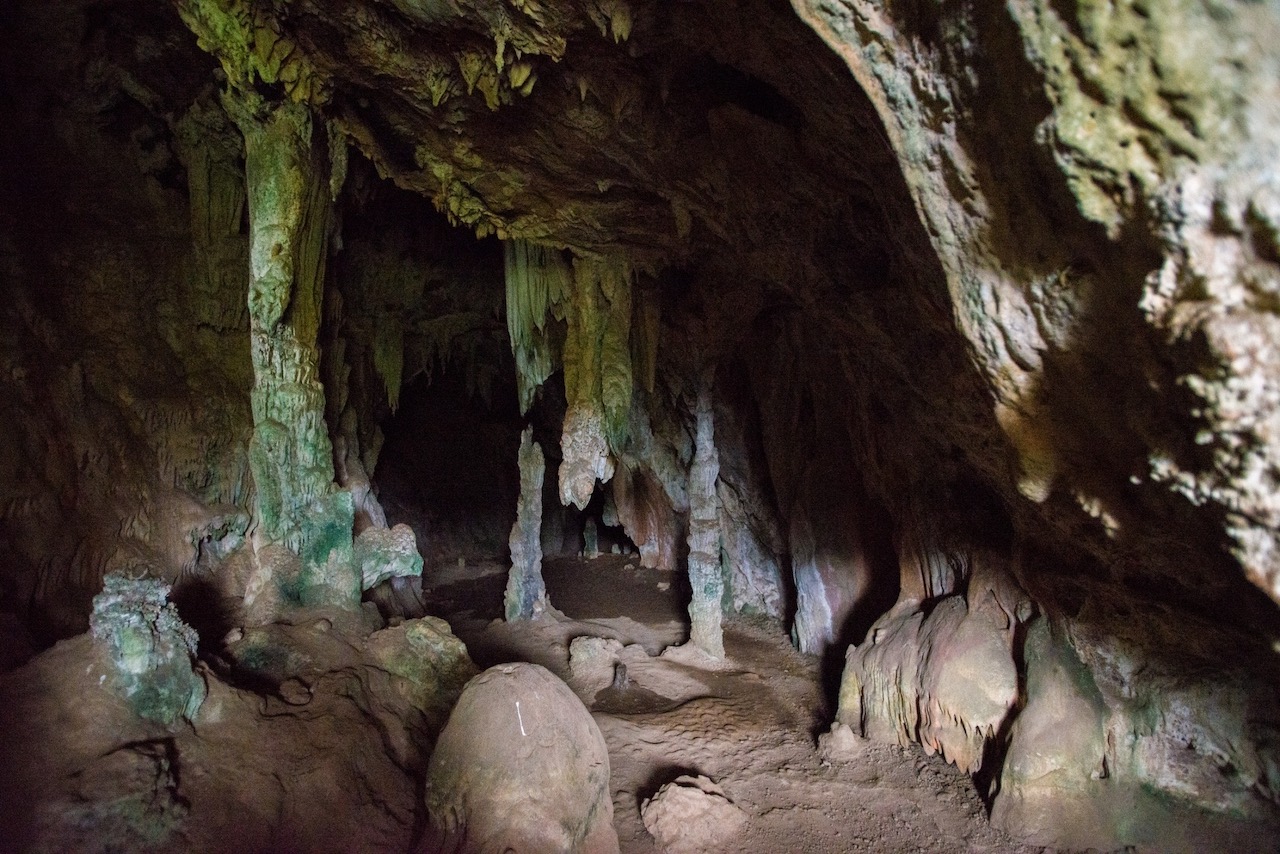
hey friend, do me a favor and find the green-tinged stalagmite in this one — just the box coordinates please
[89,574,205,726]
[231,94,358,613]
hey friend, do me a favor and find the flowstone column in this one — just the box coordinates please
[505,427,549,620]
[233,96,358,613]
[686,373,724,659]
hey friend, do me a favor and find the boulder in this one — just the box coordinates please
[355,523,424,591]
[422,662,618,854]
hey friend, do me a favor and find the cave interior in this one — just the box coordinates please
[2,0,1280,851]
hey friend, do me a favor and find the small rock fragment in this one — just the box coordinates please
[641,774,746,853]
[818,721,868,761]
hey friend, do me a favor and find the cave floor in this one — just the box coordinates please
[421,555,1035,853]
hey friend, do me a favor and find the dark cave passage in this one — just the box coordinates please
[376,368,524,568]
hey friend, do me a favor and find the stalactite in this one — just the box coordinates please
[568,255,633,450]
[502,241,638,510]
[557,254,634,508]
[373,318,405,413]
[632,284,660,395]
[503,239,570,413]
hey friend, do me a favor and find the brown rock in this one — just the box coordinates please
[423,662,619,854]
[641,774,748,854]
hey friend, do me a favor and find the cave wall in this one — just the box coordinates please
[790,0,1280,842]
[0,0,253,641]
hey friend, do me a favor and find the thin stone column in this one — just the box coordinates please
[505,427,549,620]
[686,372,724,658]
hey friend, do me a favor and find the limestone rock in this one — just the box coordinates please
[363,616,478,735]
[89,574,205,726]
[993,615,1280,850]
[686,374,724,659]
[2,611,464,853]
[33,740,189,854]
[611,461,681,571]
[560,405,615,510]
[505,427,550,620]
[355,523,423,591]
[641,774,747,854]
[568,635,625,695]
[422,662,618,854]
[990,616,1113,849]
[818,721,869,763]
[837,591,1021,774]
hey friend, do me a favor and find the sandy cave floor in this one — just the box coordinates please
[418,555,1036,854]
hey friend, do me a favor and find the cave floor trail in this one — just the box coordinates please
[420,555,1035,854]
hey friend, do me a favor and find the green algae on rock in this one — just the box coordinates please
[89,574,205,726]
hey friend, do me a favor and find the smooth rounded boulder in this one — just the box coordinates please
[422,662,619,854]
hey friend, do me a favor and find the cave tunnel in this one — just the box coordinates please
[2,0,1280,851]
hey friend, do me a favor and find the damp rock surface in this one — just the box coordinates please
[0,610,476,853]
[354,522,424,591]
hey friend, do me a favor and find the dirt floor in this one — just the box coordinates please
[422,554,1037,854]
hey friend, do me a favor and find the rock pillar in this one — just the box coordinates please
[232,96,358,612]
[505,427,549,620]
[686,373,724,658]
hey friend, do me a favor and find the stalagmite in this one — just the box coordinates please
[686,372,724,659]
[505,427,549,620]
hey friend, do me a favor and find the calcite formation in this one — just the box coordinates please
[837,594,1022,775]
[504,427,550,620]
[231,95,362,614]
[354,523,424,591]
[686,373,725,659]
[88,574,205,726]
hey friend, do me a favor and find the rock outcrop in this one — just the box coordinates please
[0,608,476,853]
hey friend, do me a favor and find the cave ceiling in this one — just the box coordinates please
[176,0,916,285]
